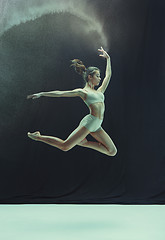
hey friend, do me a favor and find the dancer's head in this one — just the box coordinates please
[70,59,101,86]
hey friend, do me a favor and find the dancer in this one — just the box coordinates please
[27,47,117,156]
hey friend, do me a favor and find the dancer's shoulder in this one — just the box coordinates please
[73,88,86,99]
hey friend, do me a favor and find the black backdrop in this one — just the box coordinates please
[0,0,165,204]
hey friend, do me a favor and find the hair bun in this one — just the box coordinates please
[70,59,86,75]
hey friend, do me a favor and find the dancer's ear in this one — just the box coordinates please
[87,74,92,81]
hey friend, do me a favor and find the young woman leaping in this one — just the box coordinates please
[27,47,117,156]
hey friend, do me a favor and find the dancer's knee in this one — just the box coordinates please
[107,146,117,156]
[61,141,73,152]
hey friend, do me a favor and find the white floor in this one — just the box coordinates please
[0,205,164,240]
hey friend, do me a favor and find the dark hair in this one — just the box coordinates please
[70,59,100,82]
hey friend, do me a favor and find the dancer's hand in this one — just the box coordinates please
[27,93,42,99]
[98,46,110,59]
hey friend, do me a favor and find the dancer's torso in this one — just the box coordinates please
[81,89,105,120]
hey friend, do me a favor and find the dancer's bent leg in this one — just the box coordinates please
[78,128,117,156]
[78,140,113,156]
[89,127,117,156]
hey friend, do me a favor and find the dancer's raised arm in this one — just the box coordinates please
[27,88,84,99]
[97,47,112,93]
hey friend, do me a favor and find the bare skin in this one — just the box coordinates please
[27,47,117,156]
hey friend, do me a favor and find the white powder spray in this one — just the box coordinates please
[0,0,109,49]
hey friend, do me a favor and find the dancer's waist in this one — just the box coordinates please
[89,103,105,120]
[89,113,104,120]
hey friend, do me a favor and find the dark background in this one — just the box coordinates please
[0,0,165,204]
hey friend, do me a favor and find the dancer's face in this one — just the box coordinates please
[89,70,101,86]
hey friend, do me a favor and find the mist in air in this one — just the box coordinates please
[0,0,108,49]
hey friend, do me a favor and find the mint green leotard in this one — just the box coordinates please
[84,91,104,106]
[79,91,105,132]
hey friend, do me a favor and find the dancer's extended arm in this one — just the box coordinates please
[27,89,84,99]
[98,47,112,93]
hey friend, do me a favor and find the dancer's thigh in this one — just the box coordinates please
[64,126,90,149]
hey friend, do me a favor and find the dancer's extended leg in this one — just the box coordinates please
[27,126,90,152]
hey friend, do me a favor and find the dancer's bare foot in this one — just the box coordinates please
[27,131,41,141]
